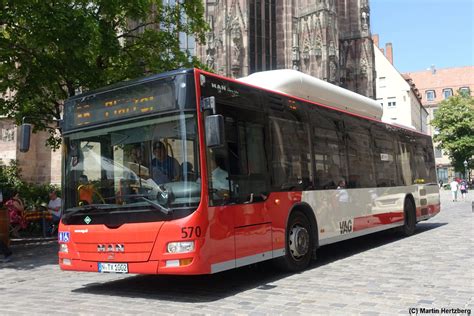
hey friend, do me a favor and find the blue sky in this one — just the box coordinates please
[370,0,474,73]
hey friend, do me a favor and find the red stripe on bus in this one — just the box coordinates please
[353,212,404,232]
[427,203,441,216]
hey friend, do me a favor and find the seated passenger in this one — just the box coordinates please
[78,175,94,205]
[209,156,229,199]
[77,175,105,205]
[128,144,149,179]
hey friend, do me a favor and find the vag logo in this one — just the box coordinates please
[339,219,353,234]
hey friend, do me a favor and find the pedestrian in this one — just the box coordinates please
[5,191,27,238]
[0,240,12,262]
[450,178,459,202]
[459,180,468,201]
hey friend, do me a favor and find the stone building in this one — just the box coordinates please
[0,88,61,185]
[404,66,474,182]
[197,0,376,98]
[0,117,61,185]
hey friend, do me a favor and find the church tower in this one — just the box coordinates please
[198,0,376,98]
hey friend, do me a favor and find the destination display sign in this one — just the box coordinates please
[65,79,176,130]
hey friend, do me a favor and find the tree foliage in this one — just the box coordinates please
[431,93,474,173]
[0,0,208,147]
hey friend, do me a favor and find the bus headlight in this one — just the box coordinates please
[167,241,195,253]
[59,244,68,253]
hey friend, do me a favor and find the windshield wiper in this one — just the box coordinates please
[132,196,171,215]
[64,204,119,219]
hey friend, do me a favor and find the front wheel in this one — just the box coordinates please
[276,210,314,272]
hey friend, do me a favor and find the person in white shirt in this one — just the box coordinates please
[197,156,229,200]
[210,160,229,191]
[450,179,459,202]
[48,190,62,222]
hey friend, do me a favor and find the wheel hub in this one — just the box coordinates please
[289,225,310,259]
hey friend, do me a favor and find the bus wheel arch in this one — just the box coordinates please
[400,194,416,237]
[276,203,318,272]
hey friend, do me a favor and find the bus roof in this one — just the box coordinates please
[238,69,383,120]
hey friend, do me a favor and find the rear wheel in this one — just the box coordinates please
[400,198,416,236]
[276,210,313,272]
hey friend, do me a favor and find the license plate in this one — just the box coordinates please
[98,262,128,273]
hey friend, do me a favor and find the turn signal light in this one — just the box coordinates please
[165,258,193,267]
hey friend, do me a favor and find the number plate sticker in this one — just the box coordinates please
[98,262,128,273]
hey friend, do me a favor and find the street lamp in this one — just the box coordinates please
[463,160,468,180]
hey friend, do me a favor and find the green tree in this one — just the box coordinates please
[431,93,474,173]
[0,0,208,147]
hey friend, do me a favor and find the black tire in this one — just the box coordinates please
[400,198,416,236]
[276,210,313,272]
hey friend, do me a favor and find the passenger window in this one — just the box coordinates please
[372,125,398,187]
[344,117,375,188]
[412,138,437,184]
[312,109,347,190]
[397,140,414,186]
[270,117,311,190]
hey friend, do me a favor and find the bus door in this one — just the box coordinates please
[207,107,272,265]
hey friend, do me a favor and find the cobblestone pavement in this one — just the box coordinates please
[1,190,472,315]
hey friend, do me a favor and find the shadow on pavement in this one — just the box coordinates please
[72,221,447,302]
[312,221,447,268]
[0,240,58,271]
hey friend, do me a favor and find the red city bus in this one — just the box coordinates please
[56,68,440,274]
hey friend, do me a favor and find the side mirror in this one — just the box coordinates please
[19,124,32,153]
[205,115,225,148]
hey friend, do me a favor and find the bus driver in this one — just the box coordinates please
[151,141,180,184]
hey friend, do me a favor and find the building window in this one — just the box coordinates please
[249,0,277,73]
[459,87,471,96]
[442,88,453,99]
[437,168,448,183]
[388,101,396,107]
[434,147,443,158]
[1,127,15,142]
[379,77,386,88]
[426,90,435,101]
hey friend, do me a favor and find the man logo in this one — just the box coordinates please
[97,244,125,252]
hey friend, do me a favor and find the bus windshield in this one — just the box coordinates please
[63,112,201,219]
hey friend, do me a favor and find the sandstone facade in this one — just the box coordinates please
[197,0,376,98]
